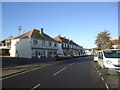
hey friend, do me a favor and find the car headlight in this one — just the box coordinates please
[106,60,112,65]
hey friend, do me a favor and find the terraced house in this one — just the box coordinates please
[54,35,83,56]
[10,28,58,58]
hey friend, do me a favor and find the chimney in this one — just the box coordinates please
[40,28,43,34]
[58,34,61,37]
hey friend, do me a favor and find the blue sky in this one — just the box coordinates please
[2,2,118,48]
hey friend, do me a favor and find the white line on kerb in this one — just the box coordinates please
[105,84,109,90]
[54,67,67,76]
[31,84,41,90]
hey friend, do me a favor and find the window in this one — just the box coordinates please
[62,44,64,48]
[98,52,103,59]
[68,45,69,48]
[36,51,38,56]
[43,40,45,46]
[54,51,57,55]
[49,42,51,47]
[33,40,38,45]
[35,40,38,45]
[65,44,66,48]
[54,43,57,47]
[103,50,120,58]
[38,51,41,55]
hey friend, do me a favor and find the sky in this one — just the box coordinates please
[2,2,118,49]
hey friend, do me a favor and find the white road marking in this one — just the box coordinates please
[101,77,104,81]
[96,69,99,73]
[54,67,67,76]
[94,64,107,88]
[105,84,109,90]
[99,73,101,76]
[31,84,41,90]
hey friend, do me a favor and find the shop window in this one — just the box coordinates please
[48,51,52,56]
[38,51,41,55]
[36,51,38,56]
[54,51,57,55]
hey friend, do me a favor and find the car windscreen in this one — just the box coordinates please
[103,50,120,58]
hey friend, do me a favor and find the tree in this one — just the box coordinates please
[95,30,113,50]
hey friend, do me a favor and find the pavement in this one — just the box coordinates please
[1,56,58,79]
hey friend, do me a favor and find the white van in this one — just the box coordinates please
[97,49,120,74]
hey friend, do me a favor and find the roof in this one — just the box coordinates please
[98,49,119,51]
[54,35,81,47]
[14,29,56,42]
[111,39,120,45]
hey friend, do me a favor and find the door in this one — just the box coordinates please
[98,51,104,68]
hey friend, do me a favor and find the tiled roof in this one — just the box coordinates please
[111,39,120,45]
[54,35,80,46]
[53,36,62,43]
[14,29,34,39]
[14,29,56,42]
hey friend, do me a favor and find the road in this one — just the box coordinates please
[2,56,117,89]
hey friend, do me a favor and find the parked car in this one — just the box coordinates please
[97,49,120,75]
[80,54,86,57]
[56,54,65,61]
[73,54,79,58]
[93,54,98,62]
[64,54,72,59]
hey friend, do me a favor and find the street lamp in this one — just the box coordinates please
[18,26,22,36]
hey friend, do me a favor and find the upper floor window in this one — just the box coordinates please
[42,40,45,46]
[65,44,66,48]
[33,39,38,45]
[49,42,51,47]
[62,43,63,48]
[54,43,57,47]
[68,45,69,48]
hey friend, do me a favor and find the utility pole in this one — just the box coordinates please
[18,26,22,36]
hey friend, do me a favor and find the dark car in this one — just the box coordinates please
[56,54,65,61]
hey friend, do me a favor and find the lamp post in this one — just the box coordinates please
[18,26,22,36]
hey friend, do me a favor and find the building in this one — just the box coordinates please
[111,39,120,49]
[0,36,14,56]
[54,35,83,56]
[10,28,58,58]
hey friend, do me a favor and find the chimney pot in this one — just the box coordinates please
[40,28,43,34]
[58,34,61,37]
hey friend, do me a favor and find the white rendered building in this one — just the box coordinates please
[10,28,58,58]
